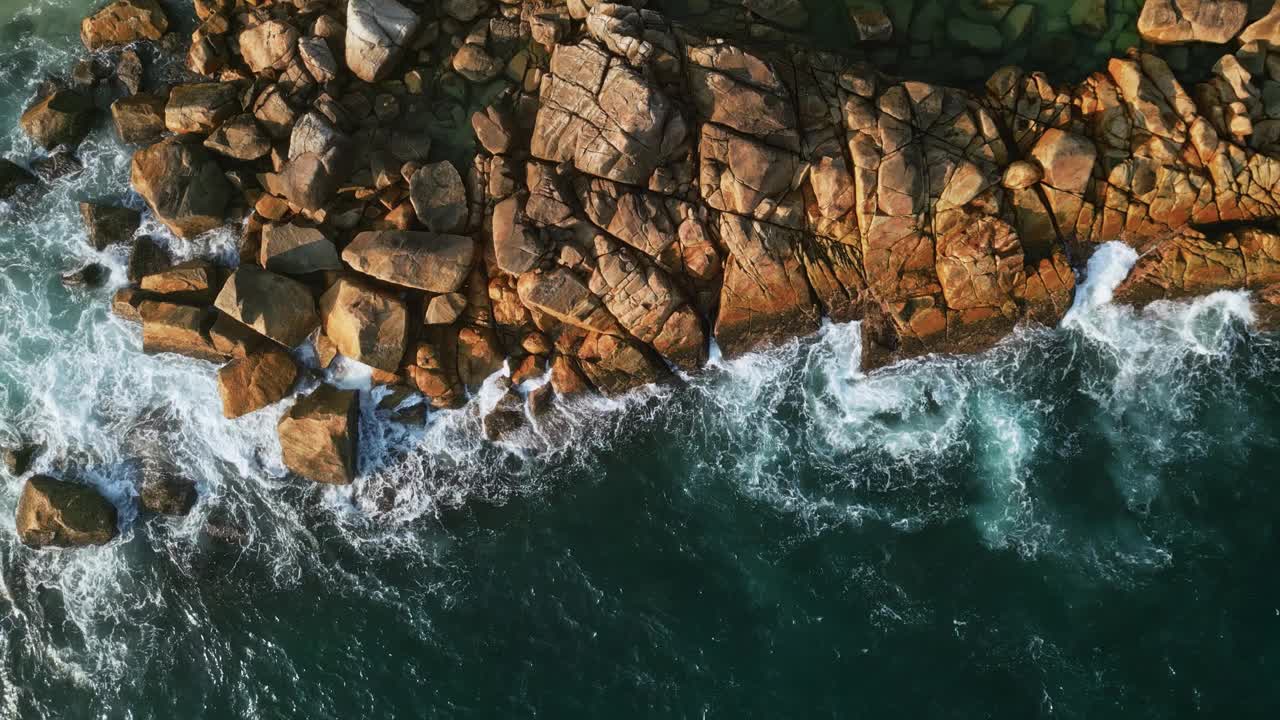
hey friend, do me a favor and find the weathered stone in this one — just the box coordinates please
[61,263,109,288]
[138,463,197,515]
[1138,0,1247,45]
[345,0,420,83]
[16,476,117,548]
[3,443,40,477]
[140,259,218,304]
[239,19,299,73]
[319,276,408,372]
[342,230,475,292]
[20,91,93,150]
[130,137,230,238]
[259,223,342,274]
[492,194,546,274]
[1029,128,1096,194]
[79,202,140,250]
[214,266,319,348]
[409,161,467,233]
[218,348,298,418]
[277,385,359,485]
[138,301,224,362]
[203,114,270,160]
[471,104,514,154]
[81,0,168,50]
[127,235,172,284]
[517,266,622,335]
[713,214,818,357]
[31,148,84,183]
[111,93,166,145]
[1001,160,1043,190]
[165,82,238,135]
[298,36,339,83]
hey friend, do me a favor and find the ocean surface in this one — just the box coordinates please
[3,1,1280,718]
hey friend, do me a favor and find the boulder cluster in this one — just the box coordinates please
[9,0,1280,545]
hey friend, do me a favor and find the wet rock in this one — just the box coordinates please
[115,48,143,95]
[139,300,224,361]
[111,93,166,145]
[140,259,219,304]
[1138,0,1247,45]
[165,82,239,135]
[0,159,36,200]
[137,459,197,515]
[81,0,168,50]
[408,161,467,233]
[2,443,40,476]
[79,202,141,250]
[30,148,84,182]
[213,266,320,348]
[483,384,525,441]
[319,277,407,372]
[277,384,359,485]
[218,347,298,418]
[345,0,420,83]
[20,90,93,150]
[111,287,148,322]
[259,223,342,274]
[61,262,110,288]
[527,383,554,416]
[130,137,231,238]
[342,230,474,292]
[203,114,271,160]
[127,235,173,284]
[16,476,118,548]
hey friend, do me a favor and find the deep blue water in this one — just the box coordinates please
[3,1,1280,718]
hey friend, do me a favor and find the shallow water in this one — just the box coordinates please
[4,2,1280,718]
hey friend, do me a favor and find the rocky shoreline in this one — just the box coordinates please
[4,0,1280,547]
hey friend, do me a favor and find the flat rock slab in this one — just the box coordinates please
[342,230,474,292]
[214,266,319,348]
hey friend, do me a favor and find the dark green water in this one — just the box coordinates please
[4,1,1280,718]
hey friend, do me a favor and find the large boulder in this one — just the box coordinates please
[138,300,224,362]
[130,137,230,238]
[140,259,219,304]
[408,161,468,233]
[342,230,475,292]
[15,476,117,548]
[218,347,298,418]
[214,266,319,348]
[319,276,408,372]
[1137,0,1247,45]
[79,202,141,250]
[259,223,342,274]
[165,83,239,135]
[516,266,623,335]
[111,93,166,145]
[277,385,359,485]
[81,0,168,50]
[345,0,420,82]
[20,91,93,150]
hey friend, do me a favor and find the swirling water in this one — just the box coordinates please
[4,2,1280,718]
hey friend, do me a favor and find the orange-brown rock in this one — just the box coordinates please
[277,385,359,485]
[16,476,117,548]
[218,348,298,418]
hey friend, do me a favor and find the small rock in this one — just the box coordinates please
[1001,160,1043,190]
[409,160,468,233]
[2,443,40,476]
[203,114,271,160]
[424,292,466,325]
[298,36,339,83]
[138,459,197,515]
[61,262,109,288]
[527,383,554,416]
[16,476,117,548]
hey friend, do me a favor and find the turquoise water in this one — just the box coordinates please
[4,2,1280,718]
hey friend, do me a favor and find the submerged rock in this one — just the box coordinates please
[137,459,197,516]
[61,262,110,288]
[0,159,37,200]
[2,443,41,477]
[277,385,359,485]
[15,476,118,548]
